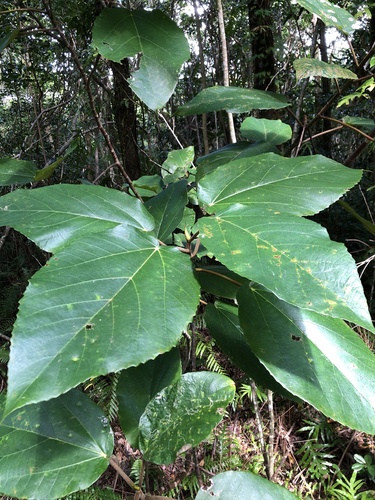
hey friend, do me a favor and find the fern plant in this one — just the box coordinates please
[83,373,119,423]
[325,468,368,499]
[61,486,121,500]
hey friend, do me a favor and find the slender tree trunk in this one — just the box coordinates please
[317,19,331,155]
[217,0,236,143]
[193,0,209,154]
[247,0,276,91]
[110,59,141,180]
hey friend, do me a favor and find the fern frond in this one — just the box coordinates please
[61,486,121,499]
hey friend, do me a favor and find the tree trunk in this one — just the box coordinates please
[110,60,141,181]
[217,0,236,143]
[193,0,210,154]
[318,19,331,155]
[247,0,276,91]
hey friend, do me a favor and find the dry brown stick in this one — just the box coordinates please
[109,455,144,496]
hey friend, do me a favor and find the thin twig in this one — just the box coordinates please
[268,390,275,480]
[109,455,143,495]
[320,115,375,142]
[250,380,268,475]
[0,226,11,252]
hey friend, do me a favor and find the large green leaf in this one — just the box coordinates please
[195,153,372,328]
[295,0,356,34]
[197,153,361,216]
[117,348,182,449]
[0,157,37,186]
[238,285,375,435]
[0,184,154,252]
[139,372,235,464]
[145,180,188,241]
[92,8,189,109]
[198,208,372,330]
[205,302,300,400]
[5,225,199,415]
[195,471,298,499]
[0,389,113,500]
[176,86,289,116]
[294,58,357,80]
[196,142,278,182]
[240,117,292,145]
[161,146,195,184]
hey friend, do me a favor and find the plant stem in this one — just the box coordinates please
[109,455,142,494]
[250,380,268,475]
[268,390,275,480]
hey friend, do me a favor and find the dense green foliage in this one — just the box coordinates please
[0,0,375,498]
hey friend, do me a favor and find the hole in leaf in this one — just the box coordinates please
[291,335,301,342]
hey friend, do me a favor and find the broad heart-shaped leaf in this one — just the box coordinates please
[0,389,113,499]
[240,117,292,145]
[0,184,154,253]
[145,180,188,242]
[0,157,37,186]
[92,8,189,110]
[117,348,182,449]
[139,372,235,464]
[5,225,200,415]
[161,146,195,184]
[195,471,298,499]
[205,302,300,401]
[294,58,357,80]
[198,207,373,330]
[237,285,375,435]
[196,471,298,499]
[196,142,278,182]
[197,153,362,216]
[176,86,289,116]
[295,0,356,34]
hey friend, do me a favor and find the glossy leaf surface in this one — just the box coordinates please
[196,142,278,181]
[295,0,356,34]
[0,157,37,186]
[195,471,298,499]
[205,302,299,400]
[294,58,357,80]
[145,180,188,241]
[161,146,195,184]
[0,390,113,500]
[92,8,189,109]
[240,117,292,144]
[238,285,375,435]
[5,226,199,414]
[197,153,361,216]
[117,349,182,448]
[198,208,372,329]
[0,184,154,252]
[0,185,200,414]
[176,86,289,115]
[139,372,235,464]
